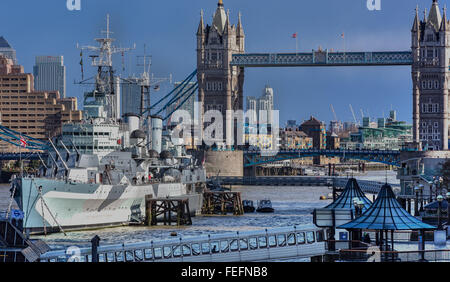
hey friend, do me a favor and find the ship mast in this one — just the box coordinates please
[77,14,135,121]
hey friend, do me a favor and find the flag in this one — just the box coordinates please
[341,32,345,39]
[20,136,27,148]
[292,33,297,39]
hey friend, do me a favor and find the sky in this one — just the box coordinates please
[0,0,441,126]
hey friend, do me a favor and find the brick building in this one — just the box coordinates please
[0,53,82,152]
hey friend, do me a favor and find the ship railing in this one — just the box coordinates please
[39,225,327,262]
[0,211,8,221]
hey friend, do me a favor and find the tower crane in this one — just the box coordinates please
[330,104,338,121]
[349,104,358,125]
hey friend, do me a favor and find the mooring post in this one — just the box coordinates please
[145,195,152,226]
[91,235,101,262]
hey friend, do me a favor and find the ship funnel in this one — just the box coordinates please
[123,113,140,133]
[151,115,163,154]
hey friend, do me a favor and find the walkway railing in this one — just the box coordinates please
[39,226,327,262]
[338,249,450,262]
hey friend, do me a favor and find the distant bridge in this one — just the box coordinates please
[230,51,413,67]
[243,149,402,167]
[0,152,46,161]
[214,176,399,195]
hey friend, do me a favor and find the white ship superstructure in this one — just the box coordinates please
[11,15,206,234]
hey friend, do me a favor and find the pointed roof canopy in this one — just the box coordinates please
[338,184,436,230]
[0,36,12,48]
[324,178,372,211]
[424,199,448,210]
[212,0,227,35]
[428,0,442,31]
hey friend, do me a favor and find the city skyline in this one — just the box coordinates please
[0,0,437,125]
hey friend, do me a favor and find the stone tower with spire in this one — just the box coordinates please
[412,0,450,150]
[197,0,245,146]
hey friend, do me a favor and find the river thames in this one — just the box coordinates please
[0,170,400,251]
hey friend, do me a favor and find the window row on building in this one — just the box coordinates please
[206,81,223,91]
[421,80,440,90]
[421,103,440,113]
[420,134,441,141]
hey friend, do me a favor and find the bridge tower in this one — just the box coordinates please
[412,0,449,150]
[197,0,245,147]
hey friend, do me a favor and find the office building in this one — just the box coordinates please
[33,56,66,98]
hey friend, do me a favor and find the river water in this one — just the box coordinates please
[0,171,399,251]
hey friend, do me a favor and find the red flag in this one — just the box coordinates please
[292,33,297,39]
[20,136,27,148]
[341,32,345,39]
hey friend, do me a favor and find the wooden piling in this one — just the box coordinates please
[201,191,244,216]
[144,196,192,226]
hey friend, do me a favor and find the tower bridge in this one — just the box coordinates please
[230,51,413,68]
[243,149,401,168]
[197,0,450,155]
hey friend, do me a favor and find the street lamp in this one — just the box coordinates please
[414,185,420,217]
[419,184,424,212]
[357,200,365,216]
[437,195,444,230]
[353,197,360,216]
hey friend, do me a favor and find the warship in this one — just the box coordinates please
[10,15,206,234]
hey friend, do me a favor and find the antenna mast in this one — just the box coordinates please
[77,14,135,120]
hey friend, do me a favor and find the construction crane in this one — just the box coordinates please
[349,104,358,125]
[330,104,338,121]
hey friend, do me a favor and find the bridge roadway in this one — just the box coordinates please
[230,51,413,67]
[0,152,45,161]
[243,149,402,167]
[39,225,326,262]
[214,176,400,195]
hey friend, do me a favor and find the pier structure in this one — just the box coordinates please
[313,178,372,251]
[0,213,50,262]
[144,196,192,226]
[201,191,244,215]
[338,183,437,261]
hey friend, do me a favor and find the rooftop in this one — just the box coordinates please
[0,36,12,48]
[338,183,436,230]
[323,178,372,211]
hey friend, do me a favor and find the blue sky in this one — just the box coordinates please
[0,0,440,126]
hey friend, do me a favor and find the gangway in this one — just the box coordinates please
[39,225,326,262]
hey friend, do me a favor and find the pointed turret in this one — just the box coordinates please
[412,5,420,32]
[197,9,205,36]
[428,0,442,31]
[237,11,244,37]
[440,5,448,31]
[224,9,231,35]
[212,0,227,35]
